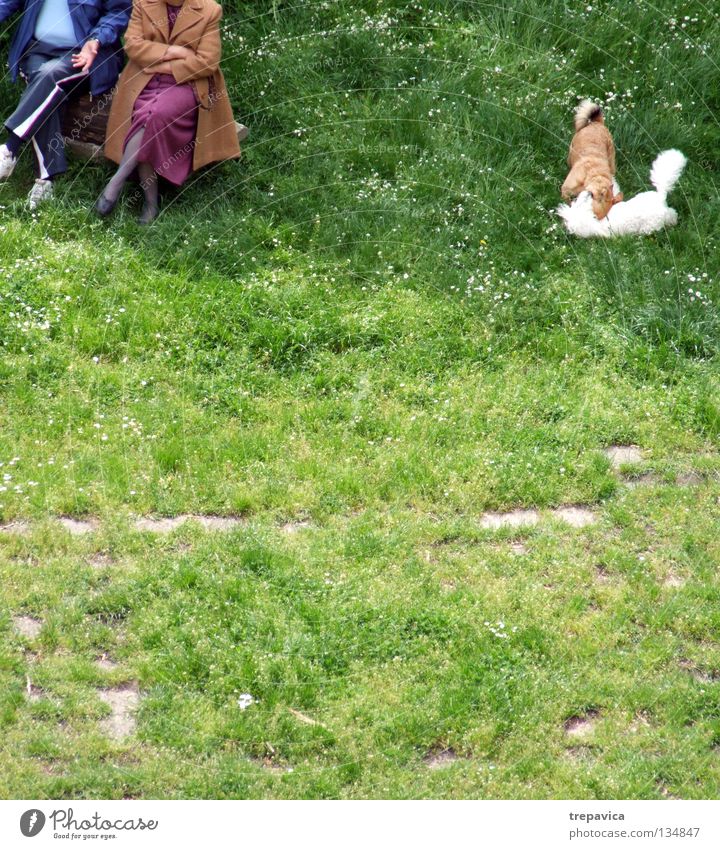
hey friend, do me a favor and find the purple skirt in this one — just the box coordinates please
[125,74,199,186]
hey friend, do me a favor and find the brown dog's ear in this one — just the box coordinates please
[612,193,624,204]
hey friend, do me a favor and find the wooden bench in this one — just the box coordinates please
[60,91,248,161]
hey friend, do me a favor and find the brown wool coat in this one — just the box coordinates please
[104,0,240,171]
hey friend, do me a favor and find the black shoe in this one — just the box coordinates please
[94,192,118,217]
[137,201,160,226]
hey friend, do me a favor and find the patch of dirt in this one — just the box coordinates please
[623,473,660,488]
[0,521,31,535]
[280,520,312,534]
[59,517,98,535]
[9,553,39,567]
[89,552,115,570]
[510,542,528,555]
[480,509,540,529]
[550,506,597,527]
[679,659,718,684]
[628,711,652,733]
[13,615,42,639]
[663,571,685,588]
[98,684,139,741]
[134,514,243,533]
[95,654,119,672]
[423,747,460,769]
[676,471,703,486]
[594,564,611,584]
[564,745,594,761]
[134,516,188,533]
[39,761,63,776]
[193,515,245,531]
[564,710,600,739]
[658,783,680,799]
[604,445,643,469]
[25,678,45,703]
[254,757,292,774]
[431,535,462,548]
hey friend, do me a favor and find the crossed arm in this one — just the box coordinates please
[124,1,222,83]
[142,45,192,76]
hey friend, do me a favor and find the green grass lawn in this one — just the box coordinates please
[1,0,720,798]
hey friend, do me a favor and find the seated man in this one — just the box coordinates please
[0,0,131,207]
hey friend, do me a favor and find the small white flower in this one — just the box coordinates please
[237,693,256,710]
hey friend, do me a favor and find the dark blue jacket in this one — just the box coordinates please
[0,0,132,95]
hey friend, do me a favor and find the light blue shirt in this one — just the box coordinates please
[34,0,77,49]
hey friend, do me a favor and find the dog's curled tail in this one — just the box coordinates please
[650,149,687,199]
[574,99,604,130]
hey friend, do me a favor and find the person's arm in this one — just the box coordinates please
[170,3,222,84]
[141,45,193,73]
[123,0,170,68]
[0,0,23,24]
[164,45,194,60]
[71,0,132,71]
[87,0,133,47]
[143,59,173,74]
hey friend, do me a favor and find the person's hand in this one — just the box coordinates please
[163,44,193,60]
[71,39,100,72]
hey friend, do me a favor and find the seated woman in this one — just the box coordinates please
[97,0,240,224]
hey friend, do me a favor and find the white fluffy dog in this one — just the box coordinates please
[557,149,687,238]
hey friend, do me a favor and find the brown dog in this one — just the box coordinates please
[561,100,622,219]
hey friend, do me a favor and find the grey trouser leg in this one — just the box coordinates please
[5,44,86,178]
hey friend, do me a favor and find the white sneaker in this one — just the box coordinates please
[0,143,17,180]
[27,178,54,209]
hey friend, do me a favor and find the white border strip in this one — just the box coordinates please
[1,800,720,847]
